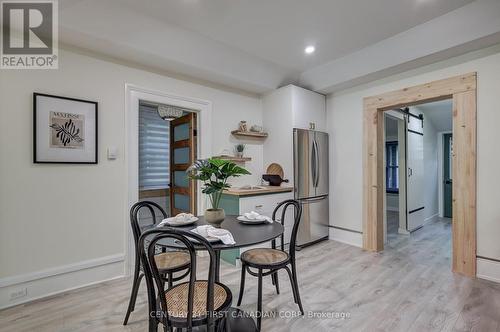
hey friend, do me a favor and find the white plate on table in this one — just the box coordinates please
[159,216,198,227]
[237,215,269,225]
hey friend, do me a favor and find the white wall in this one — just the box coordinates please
[0,49,263,307]
[326,44,500,267]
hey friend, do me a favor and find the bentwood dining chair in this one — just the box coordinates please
[237,199,304,330]
[123,201,191,326]
[139,227,233,332]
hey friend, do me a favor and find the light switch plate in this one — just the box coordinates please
[107,147,118,160]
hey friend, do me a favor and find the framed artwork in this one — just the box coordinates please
[33,93,98,164]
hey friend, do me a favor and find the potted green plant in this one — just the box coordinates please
[235,144,245,158]
[187,158,250,225]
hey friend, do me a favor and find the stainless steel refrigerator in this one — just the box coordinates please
[293,128,329,247]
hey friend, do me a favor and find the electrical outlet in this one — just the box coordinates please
[10,288,27,301]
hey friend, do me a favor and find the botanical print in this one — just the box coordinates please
[49,111,85,149]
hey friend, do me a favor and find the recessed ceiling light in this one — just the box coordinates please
[304,46,315,54]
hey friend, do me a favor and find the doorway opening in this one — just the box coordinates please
[383,100,453,251]
[125,85,212,277]
[138,100,198,217]
[363,73,477,277]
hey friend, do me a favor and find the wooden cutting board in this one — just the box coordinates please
[266,163,284,178]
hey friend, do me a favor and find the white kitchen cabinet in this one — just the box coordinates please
[291,85,326,131]
[263,85,326,187]
[219,191,294,266]
[239,192,295,247]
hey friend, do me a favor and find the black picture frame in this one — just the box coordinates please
[33,93,98,164]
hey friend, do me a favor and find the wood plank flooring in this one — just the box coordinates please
[1,218,499,332]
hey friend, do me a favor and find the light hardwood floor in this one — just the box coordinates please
[1,218,499,332]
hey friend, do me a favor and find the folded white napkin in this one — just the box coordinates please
[194,225,236,245]
[156,219,169,227]
[243,211,273,223]
[157,213,195,227]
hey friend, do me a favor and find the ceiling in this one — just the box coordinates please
[417,100,453,132]
[57,0,500,94]
[114,0,474,71]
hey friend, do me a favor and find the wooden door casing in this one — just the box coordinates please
[362,73,477,277]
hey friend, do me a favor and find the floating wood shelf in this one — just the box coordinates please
[213,155,252,162]
[231,130,268,138]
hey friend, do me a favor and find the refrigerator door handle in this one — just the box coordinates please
[298,195,327,203]
[314,138,320,188]
[311,139,317,188]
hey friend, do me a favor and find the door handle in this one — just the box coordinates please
[445,180,452,184]
[299,196,327,203]
[314,139,320,187]
[311,140,317,187]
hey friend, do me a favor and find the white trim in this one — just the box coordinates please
[0,255,124,310]
[397,118,407,232]
[398,228,410,235]
[125,84,213,277]
[329,227,362,248]
[477,258,500,284]
[437,131,452,218]
[0,254,124,288]
[424,213,439,225]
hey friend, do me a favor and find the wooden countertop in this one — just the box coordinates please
[223,185,293,197]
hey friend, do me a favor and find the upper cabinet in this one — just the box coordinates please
[263,84,326,131]
[290,85,326,131]
[262,85,326,186]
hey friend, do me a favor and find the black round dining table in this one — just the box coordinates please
[147,215,284,282]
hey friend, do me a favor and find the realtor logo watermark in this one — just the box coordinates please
[1,0,58,69]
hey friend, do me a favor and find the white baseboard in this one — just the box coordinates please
[329,227,362,248]
[405,213,440,233]
[477,257,500,283]
[398,228,410,235]
[0,254,125,310]
[424,213,439,224]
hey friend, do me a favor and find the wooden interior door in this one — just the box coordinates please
[169,113,197,215]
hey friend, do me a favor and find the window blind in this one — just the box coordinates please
[139,105,170,190]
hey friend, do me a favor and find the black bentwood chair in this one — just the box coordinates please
[123,201,191,325]
[139,228,233,332]
[237,199,304,330]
